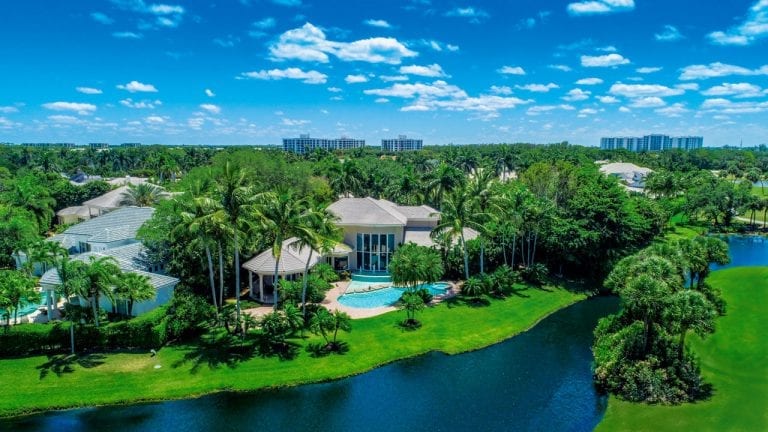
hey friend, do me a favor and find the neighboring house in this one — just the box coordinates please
[17,207,178,319]
[242,197,476,303]
[56,179,164,223]
[598,162,653,192]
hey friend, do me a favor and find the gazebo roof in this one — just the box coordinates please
[242,238,352,275]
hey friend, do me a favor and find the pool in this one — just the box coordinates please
[1,299,46,320]
[338,282,452,309]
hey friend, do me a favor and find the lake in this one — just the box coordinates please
[712,235,768,269]
[1,297,619,432]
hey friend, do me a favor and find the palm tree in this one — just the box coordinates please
[0,270,39,325]
[179,195,226,312]
[423,162,464,207]
[328,160,362,198]
[295,203,341,317]
[467,168,501,274]
[113,272,155,316]
[82,256,121,327]
[215,162,251,326]
[309,308,352,351]
[119,183,164,207]
[431,187,488,280]
[250,190,312,310]
[54,255,87,354]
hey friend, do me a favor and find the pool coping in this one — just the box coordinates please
[321,280,459,319]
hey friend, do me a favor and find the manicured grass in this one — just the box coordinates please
[597,267,768,431]
[0,284,585,418]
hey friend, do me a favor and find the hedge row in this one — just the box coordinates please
[0,307,168,357]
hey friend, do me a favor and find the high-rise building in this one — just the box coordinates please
[600,135,702,151]
[282,134,365,154]
[381,135,423,152]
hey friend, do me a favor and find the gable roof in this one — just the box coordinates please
[327,198,438,227]
[56,207,154,244]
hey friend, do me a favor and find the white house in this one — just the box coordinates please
[19,207,179,319]
[242,197,476,303]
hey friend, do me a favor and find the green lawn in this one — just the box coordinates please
[597,267,768,431]
[0,284,585,418]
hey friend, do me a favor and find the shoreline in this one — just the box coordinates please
[0,288,587,419]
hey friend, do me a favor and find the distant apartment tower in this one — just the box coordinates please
[282,134,365,154]
[600,134,703,152]
[21,142,75,148]
[381,135,423,152]
[120,142,142,148]
[89,142,110,150]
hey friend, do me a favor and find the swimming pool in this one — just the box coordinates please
[338,282,452,309]
[1,300,46,320]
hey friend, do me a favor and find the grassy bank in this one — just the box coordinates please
[0,284,585,418]
[597,267,768,431]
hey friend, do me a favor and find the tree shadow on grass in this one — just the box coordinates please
[305,341,350,358]
[171,333,257,374]
[37,353,106,380]
[444,296,491,308]
[254,335,301,361]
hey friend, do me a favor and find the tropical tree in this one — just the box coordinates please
[54,255,88,354]
[215,161,251,326]
[664,290,716,359]
[0,270,39,325]
[82,256,121,327]
[250,189,312,311]
[294,203,341,317]
[431,187,487,280]
[309,307,351,351]
[389,243,444,327]
[327,160,362,198]
[119,183,164,207]
[467,168,501,273]
[423,162,464,206]
[113,272,156,316]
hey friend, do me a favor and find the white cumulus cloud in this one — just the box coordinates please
[205,89,215,97]
[200,104,221,114]
[575,77,603,85]
[345,74,369,84]
[581,53,630,67]
[498,65,526,75]
[239,67,328,84]
[364,19,392,28]
[268,23,417,64]
[655,25,683,41]
[516,83,560,92]
[679,62,768,80]
[567,0,635,15]
[707,0,768,46]
[117,80,158,93]
[609,83,684,97]
[701,82,766,98]
[399,64,447,77]
[42,101,97,115]
[636,67,662,74]
[76,87,103,94]
[562,88,591,101]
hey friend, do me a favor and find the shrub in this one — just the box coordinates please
[416,287,433,304]
[165,292,214,340]
[521,263,548,286]
[311,262,339,283]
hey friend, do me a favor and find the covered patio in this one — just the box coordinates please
[242,238,351,304]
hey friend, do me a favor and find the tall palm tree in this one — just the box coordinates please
[215,162,251,324]
[431,187,489,280]
[328,161,362,198]
[295,203,341,317]
[83,256,121,327]
[119,183,164,207]
[467,168,501,274]
[113,272,156,316]
[54,255,87,354]
[423,162,465,207]
[250,190,313,310]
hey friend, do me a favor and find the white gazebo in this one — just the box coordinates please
[242,238,351,303]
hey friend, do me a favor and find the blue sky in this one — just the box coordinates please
[1,0,767,147]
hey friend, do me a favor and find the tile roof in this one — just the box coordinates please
[242,237,322,275]
[58,207,154,244]
[327,198,438,226]
[39,243,178,289]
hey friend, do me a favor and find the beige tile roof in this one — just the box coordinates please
[327,198,438,226]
